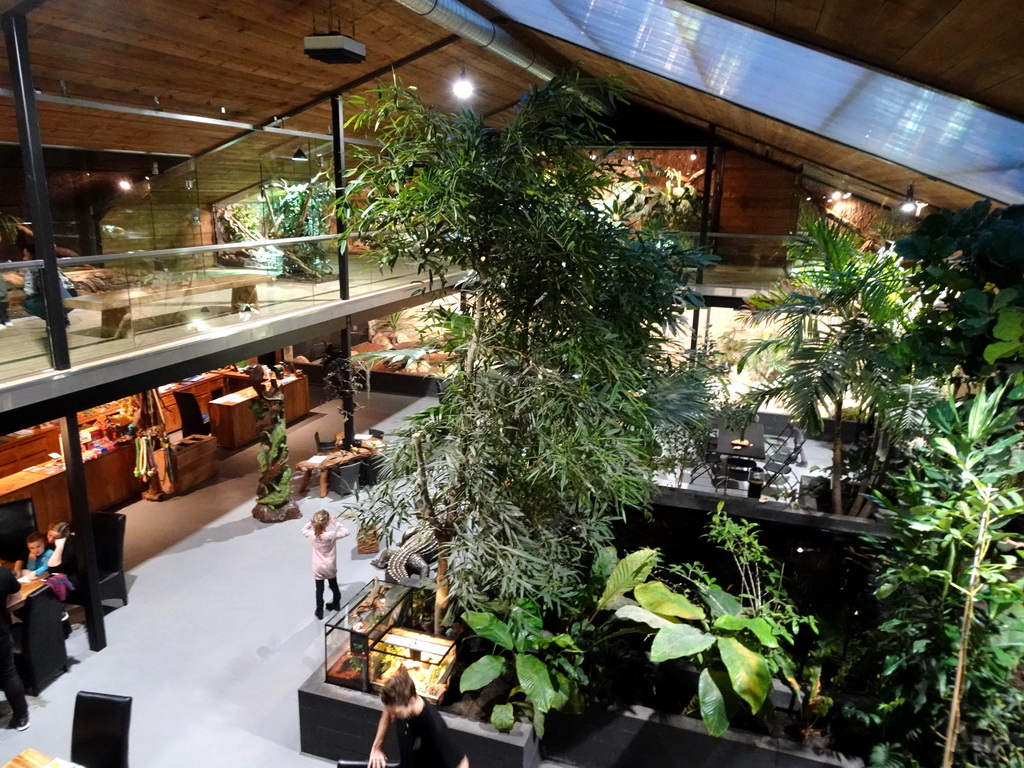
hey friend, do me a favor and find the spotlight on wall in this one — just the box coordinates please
[292,147,309,162]
[452,67,473,99]
[900,183,917,213]
[689,152,698,161]
[118,179,132,191]
[830,190,842,201]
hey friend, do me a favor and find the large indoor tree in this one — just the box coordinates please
[740,214,932,516]
[344,71,713,618]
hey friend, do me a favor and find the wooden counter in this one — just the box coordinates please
[0,442,139,531]
[157,372,225,433]
[208,374,310,449]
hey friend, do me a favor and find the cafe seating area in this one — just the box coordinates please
[668,412,828,509]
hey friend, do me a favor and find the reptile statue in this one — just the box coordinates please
[371,521,438,582]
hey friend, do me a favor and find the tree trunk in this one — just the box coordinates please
[848,426,883,518]
[434,545,449,637]
[831,397,844,515]
[942,494,993,768]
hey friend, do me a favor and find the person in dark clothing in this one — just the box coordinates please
[369,667,467,768]
[0,567,30,730]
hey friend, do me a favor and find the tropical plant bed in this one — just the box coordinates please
[297,668,541,768]
[542,705,862,768]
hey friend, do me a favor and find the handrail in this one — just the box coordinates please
[55,234,342,267]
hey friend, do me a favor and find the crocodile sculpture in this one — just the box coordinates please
[370,521,438,583]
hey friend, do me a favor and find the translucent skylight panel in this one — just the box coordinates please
[486,0,1024,203]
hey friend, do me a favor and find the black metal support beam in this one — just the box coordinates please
[692,125,717,350]
[58,406,106,651]
[194,34,460,160]
[3,11,70,369]
[333,92,356,450]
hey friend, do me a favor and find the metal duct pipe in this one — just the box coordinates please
[394,0,555,82]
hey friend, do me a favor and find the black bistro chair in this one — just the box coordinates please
[13,584,68,695]
[173,391,210,439]
[0,498,36,564]
[71,691,133,768]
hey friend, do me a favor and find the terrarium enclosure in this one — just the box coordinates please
[324,579,454,703]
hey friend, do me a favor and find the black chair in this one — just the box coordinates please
[12,584,68,695]
[0,498,35,564]
[71,691,132,768]
[315,430,336,453]
[359,454,385,486]
[173,391,210,439]
[67,512,128,608]
[328,462,361,496]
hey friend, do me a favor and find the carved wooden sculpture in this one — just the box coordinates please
[248,365,301,523]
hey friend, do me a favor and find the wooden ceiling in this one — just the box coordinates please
[688,0,1024,121]
[0,0,1020,211]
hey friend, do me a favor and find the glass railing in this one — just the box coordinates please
[0,235,423,385]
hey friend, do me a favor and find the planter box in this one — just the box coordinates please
[362,369,440,397]
[545,705,862,768]
[298,668,539,768]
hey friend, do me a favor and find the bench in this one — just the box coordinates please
[64,272,274,338]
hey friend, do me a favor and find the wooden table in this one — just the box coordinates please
[2,750,53,768]
[714,423,766,461]
[295,447,374,498]
[207,374,310,448]
[3,576,45,611]
[64,272,274,338]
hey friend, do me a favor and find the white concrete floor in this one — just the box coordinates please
[0,391,442,767]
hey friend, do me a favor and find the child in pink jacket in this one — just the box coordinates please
[302,510,350,619]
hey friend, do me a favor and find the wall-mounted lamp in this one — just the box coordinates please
[292,147,309,161]
[900,183,917,213]
[452,67,473,99]
[689,152,698,161]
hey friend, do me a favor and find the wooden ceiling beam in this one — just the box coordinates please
[193,33,461,161]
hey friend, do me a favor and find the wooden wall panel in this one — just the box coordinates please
[716,149,800,266]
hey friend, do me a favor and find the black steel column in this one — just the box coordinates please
[333,93,356,448]
[3,11,70,369]
[59,407,106,650]
[332,94,349,301]
[692,126,717,350]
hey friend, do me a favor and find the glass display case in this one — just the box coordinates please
[324,579,455,703]
[368,626,456,703]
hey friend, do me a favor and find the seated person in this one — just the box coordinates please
[14,532,53,579]
[46,522,74,577]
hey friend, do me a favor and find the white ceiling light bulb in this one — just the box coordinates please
[452,67,473,99]
[689,152,698,161]
[118,179,132,190]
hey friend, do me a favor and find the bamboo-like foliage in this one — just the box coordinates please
[343,71,715,613]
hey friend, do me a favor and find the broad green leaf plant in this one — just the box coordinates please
[614,508,814,736]
[459,549,657,735]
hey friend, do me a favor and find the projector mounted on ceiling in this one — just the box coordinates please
[304,33,366,64]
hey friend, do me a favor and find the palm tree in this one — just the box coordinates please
[739,214,924,515]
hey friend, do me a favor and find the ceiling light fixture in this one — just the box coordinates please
[118,179,132,191]
[452,67,473,99]
[293,148,309,162]
[900,183,917,213]
[830,190,842,201]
